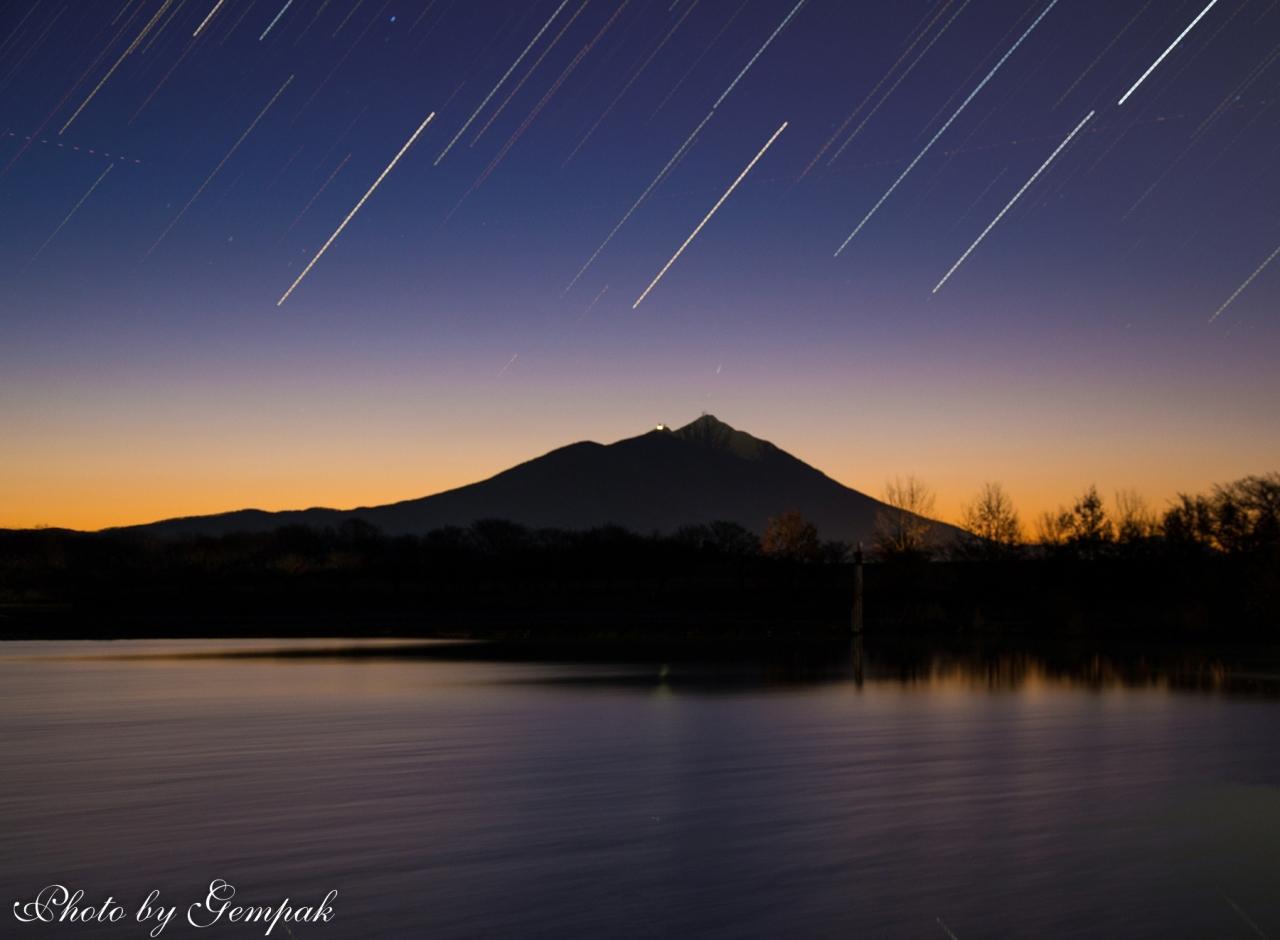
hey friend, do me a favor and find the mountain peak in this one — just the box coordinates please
[123,411,965,544]
[679,413,732,433]
[672,414,774,460]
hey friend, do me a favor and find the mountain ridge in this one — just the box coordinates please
[112,415,961,544]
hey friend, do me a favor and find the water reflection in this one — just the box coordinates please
[3,637,1279,938]
[22,635,1280,697]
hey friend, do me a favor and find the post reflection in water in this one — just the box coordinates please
[2,637,1279,938]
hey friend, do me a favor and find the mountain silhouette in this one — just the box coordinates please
[124,415,961,543]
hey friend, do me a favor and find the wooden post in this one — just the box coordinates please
[852,542,864,635]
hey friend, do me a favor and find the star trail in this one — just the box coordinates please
[1,0,1277,530]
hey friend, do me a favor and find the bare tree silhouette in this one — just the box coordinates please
[872,476,936,560]
[1114,489,1157,544]
[957,482,1022,557]
[761,511,820,562]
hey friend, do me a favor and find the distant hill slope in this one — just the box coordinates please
[119,415,963,544]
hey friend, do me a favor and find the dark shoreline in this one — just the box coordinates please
[5,625,1280,700]
[3,522,1276,643]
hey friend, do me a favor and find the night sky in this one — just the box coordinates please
[2,0,1277,530]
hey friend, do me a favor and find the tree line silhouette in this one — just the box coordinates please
[0,473,1276,638]
[771,472,1280,565]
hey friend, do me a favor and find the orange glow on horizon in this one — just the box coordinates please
[2,415,1268,534]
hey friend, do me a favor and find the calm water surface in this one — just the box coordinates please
[3,638,1279,938]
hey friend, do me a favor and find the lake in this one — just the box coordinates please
[2,638,1279,938]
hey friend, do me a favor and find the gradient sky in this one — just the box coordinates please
[1,0,1278,531]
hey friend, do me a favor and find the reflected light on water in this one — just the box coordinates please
[1,638,1278,938]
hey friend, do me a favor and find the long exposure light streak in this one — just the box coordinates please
[260,0,294,41]
[825,0,971,168]
[284,152,352,237]
[27,163,114,266]
[563,0,700,164]
[932,110,1094,294]
[564,110,713,294]
[278,111,435,306]
[633,120,786,309]
[60,0,177,134]
[1117,0,1221,106]
[470,0,590,148]
[145,74,294,258]
[1209,241,1280,322]
[834,0,1058,257]
[433,0,572,165]
[566,0,808,292]
[193,0,228,37]
[713,0,805,109]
